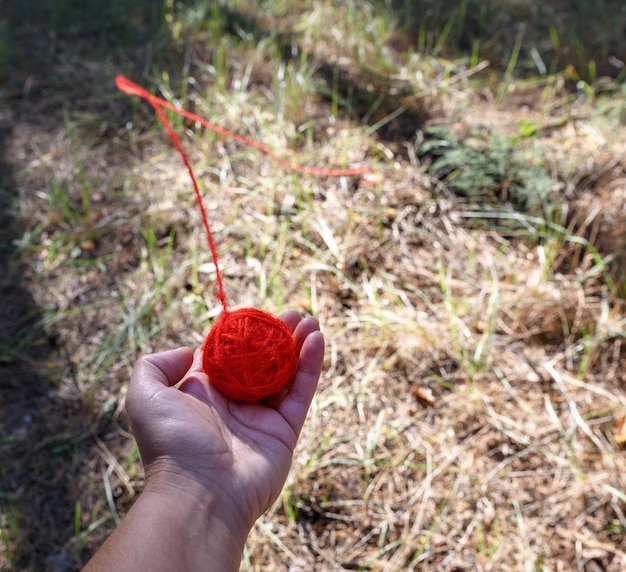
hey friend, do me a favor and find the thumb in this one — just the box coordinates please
[126,347,194,417]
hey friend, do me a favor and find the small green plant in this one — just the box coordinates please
[0,503,22,568]
[0,23,13,76]
[419,125,554,216]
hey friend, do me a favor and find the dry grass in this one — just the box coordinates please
[1,1,626,571]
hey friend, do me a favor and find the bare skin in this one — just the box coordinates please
[84,311,324,572]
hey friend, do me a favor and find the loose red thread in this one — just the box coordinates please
[116,75,229,311]
[115,75,376,180]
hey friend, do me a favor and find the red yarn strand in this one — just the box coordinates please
[116,76,228,312]
[116,74,377,312]
[153,101,229,311]
[116,75,377,180]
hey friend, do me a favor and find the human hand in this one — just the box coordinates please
[124,311,324,538]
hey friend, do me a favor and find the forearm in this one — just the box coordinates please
[84,479,249,572]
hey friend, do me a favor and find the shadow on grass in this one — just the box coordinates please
[0,99,64,570]
[0,1,175,569]
[374,0,626,80]
[200,5,430,145]
[197,1,626,153]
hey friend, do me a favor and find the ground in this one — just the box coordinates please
[1,1,625,571]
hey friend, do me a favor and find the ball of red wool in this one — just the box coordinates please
[202,308,297,403]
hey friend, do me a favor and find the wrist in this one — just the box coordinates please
[85,468,251,572]
[138,469,251,569]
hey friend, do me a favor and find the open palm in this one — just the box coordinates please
[125,311,324,530]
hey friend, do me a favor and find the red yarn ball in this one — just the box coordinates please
[202,308,297,403]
